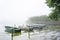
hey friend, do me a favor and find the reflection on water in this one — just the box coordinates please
[11,32,21,40]
[13,32,21,36]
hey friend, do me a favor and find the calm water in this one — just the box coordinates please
[0,25,60,40]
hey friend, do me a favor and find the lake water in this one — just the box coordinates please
[0,25,60,40]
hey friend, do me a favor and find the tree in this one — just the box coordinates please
[49,9,60,21]
[26,15,51,24]
[46,0,60,8]
[46,0,60,21]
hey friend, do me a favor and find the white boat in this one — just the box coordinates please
[5,26,21,33]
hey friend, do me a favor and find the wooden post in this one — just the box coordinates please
[28,29,30,40]
[11,28,13,40]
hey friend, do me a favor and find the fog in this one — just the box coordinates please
[0,0,51,25]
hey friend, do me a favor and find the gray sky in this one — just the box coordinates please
[0,0,51,25]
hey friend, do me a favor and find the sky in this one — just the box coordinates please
[0,0,51,26]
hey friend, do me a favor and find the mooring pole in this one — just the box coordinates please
[11,28,13,40]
